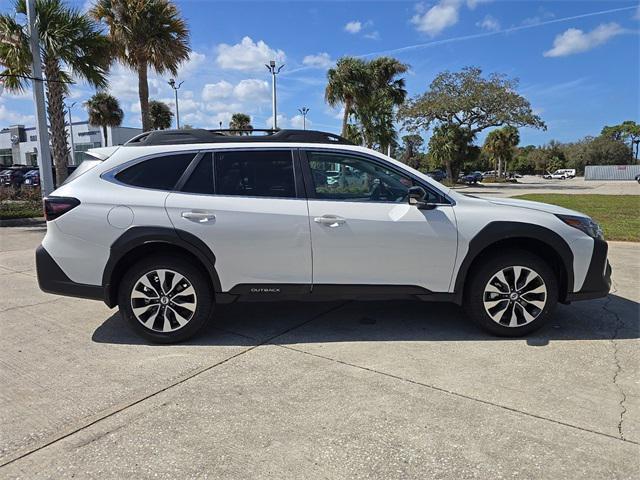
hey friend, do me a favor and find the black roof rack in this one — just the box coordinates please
[124,129,354,146]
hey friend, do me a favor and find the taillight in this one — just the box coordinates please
[43,197,80,221]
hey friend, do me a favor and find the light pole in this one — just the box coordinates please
[26,0,54,195]
[298,107,309,130]
[265,60,284,130]
[65,102,76,164]
[167,78,184,129]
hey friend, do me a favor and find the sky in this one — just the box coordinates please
[1,0,639,146]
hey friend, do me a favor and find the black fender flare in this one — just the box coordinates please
[453,221,574,299]
[102,226,222,307]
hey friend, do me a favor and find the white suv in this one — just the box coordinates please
[36,129,611,343]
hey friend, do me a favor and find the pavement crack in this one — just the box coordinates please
[277,344,639,446]
[601,280,628,441]
[0,300,349,469]
[0,297,63,314]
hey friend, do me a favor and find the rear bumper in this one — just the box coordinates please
[564,239,611,302]
[36,245,105,301]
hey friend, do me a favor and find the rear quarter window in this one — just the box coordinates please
[115,153,195,190]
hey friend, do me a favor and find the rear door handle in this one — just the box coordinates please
[181,211,216,224]
[314,215,346,227]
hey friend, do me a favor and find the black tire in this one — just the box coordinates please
[118,255,213,343]
[464,249,558,337]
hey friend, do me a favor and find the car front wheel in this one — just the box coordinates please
[464,250,558,336]
[118,256,213,343]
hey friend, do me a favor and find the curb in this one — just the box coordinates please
[0,217,46,228]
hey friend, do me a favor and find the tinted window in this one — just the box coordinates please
[307,151,418,203]
[116,153,195,190]
[182,153,214,194]
[215,150,295,198]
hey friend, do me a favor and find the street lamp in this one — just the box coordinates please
[167,78,184,129]
[265,60,284,130]
[297,107,310,130]
[65,102,77,164]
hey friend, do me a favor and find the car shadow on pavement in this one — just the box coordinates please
[92,294,639,347]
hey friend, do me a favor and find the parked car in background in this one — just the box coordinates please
[556,169,576,178]
[460,171,483,184]
[427,170,447,182]
[635,173,640,184]
[482,170,498,178]
[22,169,40,187]
[0,168,26,187]
[544,170,569,180]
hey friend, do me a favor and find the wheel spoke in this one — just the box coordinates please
[131,269,197,333]
[484,265,547,328]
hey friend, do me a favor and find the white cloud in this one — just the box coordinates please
[0,103,35,125]
[411,0,461,37]
[466,0,492,10]
[233,79,269,102]
[477,14,500,32]
[265,114,287,129]
[302,53,334,69]
[108,64,161,102]
[176,51,206,78]
[364,31,380,40]
[202,81,234,101]
[216,36,285,71]
[290,114,312,130]
[634,5,640,20]
[544,22,625,57]
[344,21,362,33]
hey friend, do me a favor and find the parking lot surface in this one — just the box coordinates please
[0,225,638,479]
[457,176,640,197]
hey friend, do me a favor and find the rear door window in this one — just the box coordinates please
[115,153,195,190]
[181,153,214,194]
[214,150,295,198]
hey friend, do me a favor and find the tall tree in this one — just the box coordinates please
[399,67,546,135]
[325,57,367,137]
[483,125,520,177]
[0,0,110,184]
[427,124,474,181]
[357,57,408,151]
[91,0,190,132]
[229,113,253,135]
[400,134,424,169]
[148,100,173,130]
[601,121,640,159]
[84,92,124,146]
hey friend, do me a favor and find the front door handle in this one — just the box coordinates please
[181,211,216,224]
[314,215,346,227]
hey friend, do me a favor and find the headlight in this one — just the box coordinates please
[557,214,603,240]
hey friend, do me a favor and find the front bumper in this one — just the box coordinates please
[564,238,611,302]
[36,245,105,301]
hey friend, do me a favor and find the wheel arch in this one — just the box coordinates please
[454,222,574,303]
[102,226,221,307]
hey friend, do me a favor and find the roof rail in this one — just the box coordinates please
[124,129,354,146]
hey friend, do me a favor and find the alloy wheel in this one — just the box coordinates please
[483,266,547,327]
[130,269,197,332]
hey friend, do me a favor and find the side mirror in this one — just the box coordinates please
[408,186,435,210]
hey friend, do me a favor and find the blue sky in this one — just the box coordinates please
[1,0,639,146]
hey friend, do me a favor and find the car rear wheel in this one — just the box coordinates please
[118,256,213,343]
[464,250,558,336]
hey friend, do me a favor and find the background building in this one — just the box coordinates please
[0,122,141,167]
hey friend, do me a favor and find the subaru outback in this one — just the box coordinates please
[36,129,611,343]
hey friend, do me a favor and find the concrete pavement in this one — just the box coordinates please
[0,226,638,479]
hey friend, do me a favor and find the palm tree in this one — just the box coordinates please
[325,57,367,137]
[91,0,190,132]
[84,92,124,146]
[0,0,110,184]
[428,124,474,181]
[483,126,520,177]
[149,100,173,130]
[229,113,253,135]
